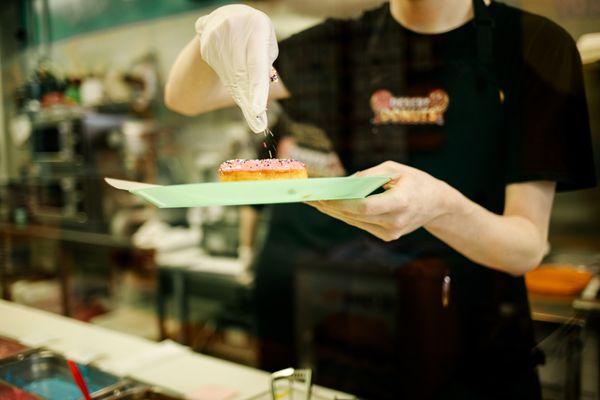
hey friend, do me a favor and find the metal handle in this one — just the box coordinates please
[442,273,451,308]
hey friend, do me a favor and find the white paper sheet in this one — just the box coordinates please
[104,177,162,191]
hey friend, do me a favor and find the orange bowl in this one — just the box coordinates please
[525,264,593,296]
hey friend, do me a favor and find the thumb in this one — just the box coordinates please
[355,161,405,178]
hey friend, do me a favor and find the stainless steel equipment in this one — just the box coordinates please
[22,109,116,230]
[26,172,87,224]
[0,350,122,400]
[95,385,183,400]
[24,110,87,225]
[30,113,84,163]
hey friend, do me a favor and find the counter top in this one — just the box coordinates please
[0,300,268,398]
[0,300,349,399]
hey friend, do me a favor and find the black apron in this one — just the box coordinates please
[255,1,542,398]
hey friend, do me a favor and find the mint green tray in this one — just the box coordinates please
[105,176,390,208]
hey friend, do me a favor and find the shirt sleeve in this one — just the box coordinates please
[504,20,597,191]
[274,18,351,127]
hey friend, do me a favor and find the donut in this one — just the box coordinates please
[218,159,308,182]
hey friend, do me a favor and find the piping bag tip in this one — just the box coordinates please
[248,110,268,134]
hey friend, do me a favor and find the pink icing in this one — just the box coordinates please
[219,159,306,172]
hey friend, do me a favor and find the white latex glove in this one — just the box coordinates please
[195,5,278,133]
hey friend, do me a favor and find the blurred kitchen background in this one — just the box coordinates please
[0,0,599,399]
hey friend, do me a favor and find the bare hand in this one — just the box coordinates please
[307,161,457,242]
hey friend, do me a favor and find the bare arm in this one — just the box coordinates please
[165,0,386,116]
[239,206,260,249]
[238,206,260,266]
[164,36,289,116]
[310,161,555,276]
[425,181,555,275]
[164,36,232,116]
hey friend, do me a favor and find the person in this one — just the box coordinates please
[165,0,597,398]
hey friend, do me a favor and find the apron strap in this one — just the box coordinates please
[472,0,495,66]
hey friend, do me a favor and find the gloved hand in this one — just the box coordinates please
[195,5,278,133]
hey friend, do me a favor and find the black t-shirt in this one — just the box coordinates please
[275,2,596,192]
[259,1,596,398]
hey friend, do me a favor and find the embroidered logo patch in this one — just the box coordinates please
[370,89,450,125]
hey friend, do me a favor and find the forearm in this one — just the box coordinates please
[312,162,555,273]
[425,185,548,276]
[239,206,259,249]
[164,36,232,115]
